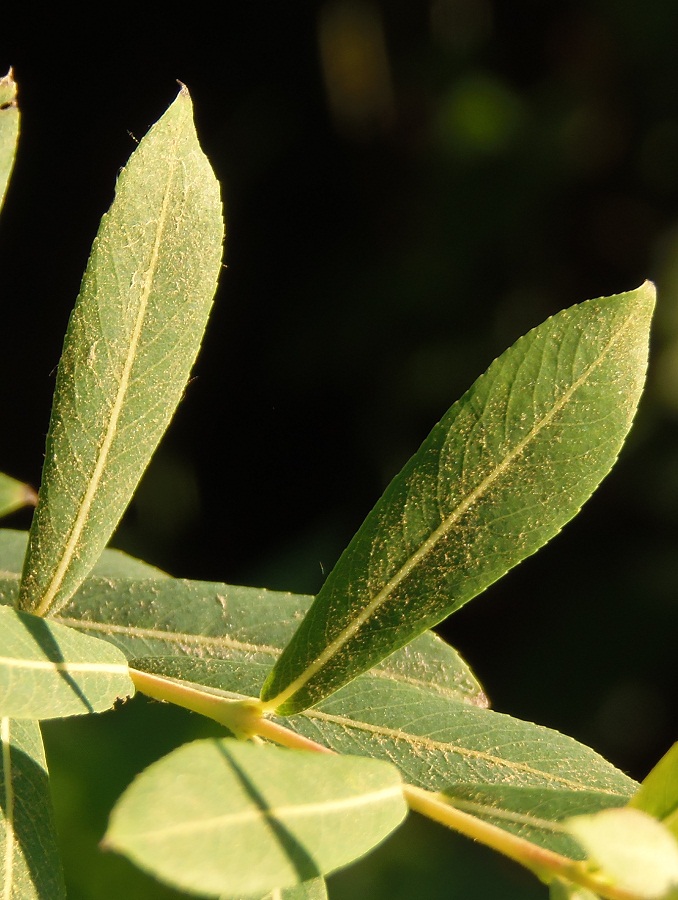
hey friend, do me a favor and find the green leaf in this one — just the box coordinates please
[630,743,678,838]
[265,878,327,900]
[261,283,655,714]
[248,877,328,900]
[104,738,406,897]
[0,69,19,213]
[565,808,678,899]
[0,606,133,719]
[0,529,167,580]
[18,85,224,618]
[0,476,37,520]
[0,574,486,707]
[0,718,66,899]
[279,675,636,858]
[549,879,599,900]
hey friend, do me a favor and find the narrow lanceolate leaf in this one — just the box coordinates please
[0,574,486,707]
[1,718,66,899]
[630,743,678,839]
[565,808,678,899]
[18,85,224,618]
[0,606,133,719]
[0,477,37,520]
[0,69,19,213]
[261,283,655,714]
[280,675,636,858]
[104,738,406,898]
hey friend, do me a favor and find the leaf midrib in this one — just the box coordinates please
[268,312,634,709]
[297,707,630,796]
[126,784,402,841]
[34,137,181,618]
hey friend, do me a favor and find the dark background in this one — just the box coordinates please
[1,2,677,898]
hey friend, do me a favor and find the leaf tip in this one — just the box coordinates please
[175,80,191,100]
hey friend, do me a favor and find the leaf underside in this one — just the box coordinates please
[261,283,655,714]
[105,739,406,897]
[18,86,224,618]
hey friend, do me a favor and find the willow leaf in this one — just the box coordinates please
[18,85,224,618]
[278,675,636,858]
[0,529,167,580]
[0,573,486,706]
[125,642,635,858]
[0,478,37,520]
[104,738,406,897]
[1,718,66,899]
[0,606,133,719]
[0,69,19,213]
[261,283,655,714]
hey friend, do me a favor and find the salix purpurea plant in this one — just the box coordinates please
[0,72,676,900]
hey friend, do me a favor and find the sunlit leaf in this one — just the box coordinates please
[261,283,655,714]
[0,606,133,719]
[0,573,486,707]
[0,718,66,898]
[18,85,224,618]
[104,738,406,897]
[0,529,167,580]
[279,674,636,858]
[0,69,19,213]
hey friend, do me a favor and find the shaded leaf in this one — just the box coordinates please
[261,284,655,714]
[0,477,37,520]
[0,69,19,213]
[0,718,66,898]
[630,743,678,838]
[18,85,224,618]
[565,808,678,899]
[104,738,406,897]
[0,529,167,580]
[0,606,133,719]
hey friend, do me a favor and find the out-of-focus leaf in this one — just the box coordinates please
[566,808,678,899]
[104,738,406,897]
[261,284,655,714]
[0,606,133,719]
[630,743,678,838]
[0,718,66,898]
[549,879,599,900]
[0,476,37,519]
[18,85,223,618]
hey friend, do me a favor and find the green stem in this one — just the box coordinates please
[130,668,638,900]
[129,668,265,739]
[403,785,637,900]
